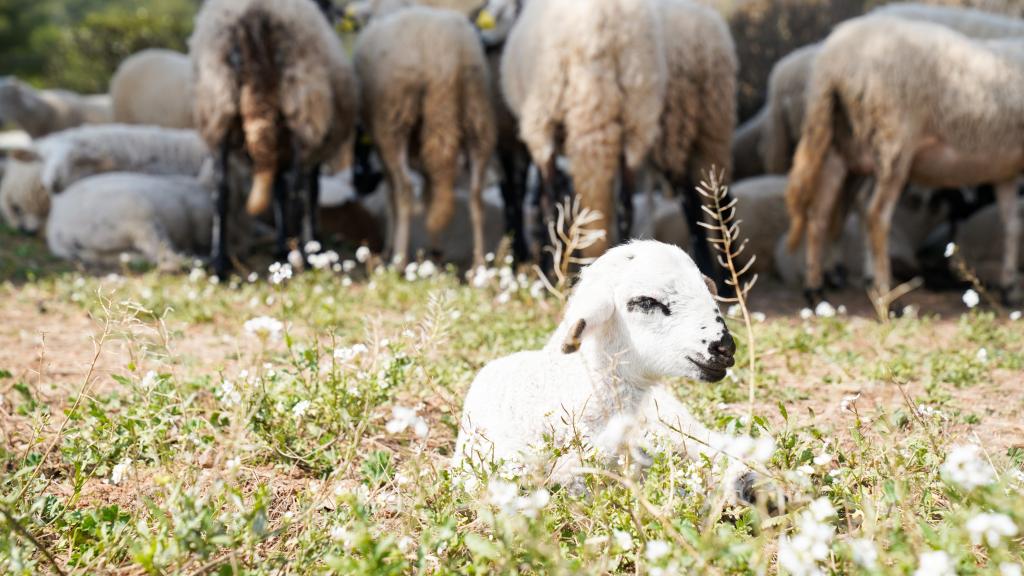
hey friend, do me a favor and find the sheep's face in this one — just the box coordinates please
[476,0,521,43]
[0,158,48,234]
[559,241,735,383]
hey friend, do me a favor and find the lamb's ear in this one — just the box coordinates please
[702,274,718,298]
[559,289,614,354]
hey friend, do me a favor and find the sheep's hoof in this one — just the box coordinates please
[803,287,826,308]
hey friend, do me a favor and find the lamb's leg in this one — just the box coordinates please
[468,151,488,269]
[865,152,912,301]
[617,153,634,245]
[995,178,1022,305]
[804,150,847,305]
[211,141,232,279]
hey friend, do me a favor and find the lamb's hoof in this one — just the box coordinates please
[733,471,786,516]
[803,287,826,308]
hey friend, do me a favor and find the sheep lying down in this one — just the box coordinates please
[454,240,775,504]
[46,173,212,270]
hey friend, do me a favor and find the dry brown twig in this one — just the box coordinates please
[532,196,606,302]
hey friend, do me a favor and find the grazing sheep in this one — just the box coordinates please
[786,17,1024,304]
[951,198,1024,288]
[46,173,213,270]
[0,77,112,138]
[110,49,194,129]
[489,0,666,257]
[732,108,766,181]
[453,240,772,501]
[190,0,359,277]
[0,125,207,234]
[353,2,497,266]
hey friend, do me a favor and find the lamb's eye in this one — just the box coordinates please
[627,296,670,316]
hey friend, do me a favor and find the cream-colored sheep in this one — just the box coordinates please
[353,3,496,267]
[732,108,766,181]
[873,2,1024,38]
[494,0,666,257]
[0,125,207,234]
[0,77,112,138]
[786,17,1024,304]
[191,0,359,276]
[46,172,212,270]
[110,49,194,129]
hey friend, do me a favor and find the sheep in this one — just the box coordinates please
[786,17,1024,305]
[731,108,766,181]
[950,198,1024,288]
[110,49,194,129]
[45,173,212,270]
[0,125,208,234]
[872,2,1024,38]
[190,0,359,278]
[486,0,666,258]
[453,240,776,503]
[352,2,497,267]
[0,77,113,138]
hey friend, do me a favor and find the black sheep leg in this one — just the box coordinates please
[302,163,322,252]
[679,182,724,290]
[212,141,232,280]
[617,155,634,245]
[272,171,290,263]
[499,146,529,265]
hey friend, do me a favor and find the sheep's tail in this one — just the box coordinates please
[785,82,836,251]
[235,7,283,216]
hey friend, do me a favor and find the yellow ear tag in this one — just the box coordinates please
[476,9,496,30]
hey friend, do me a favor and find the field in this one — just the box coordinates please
[1,222,1023,575]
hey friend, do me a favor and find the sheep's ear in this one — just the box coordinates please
[9,147,40,163]
[559,290,614,354]
[703,275,718,298]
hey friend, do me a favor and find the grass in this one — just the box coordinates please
[1,222,1023,575]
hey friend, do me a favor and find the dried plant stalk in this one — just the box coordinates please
[532,196,606,302]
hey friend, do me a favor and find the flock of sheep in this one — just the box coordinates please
[1,0,1023,307]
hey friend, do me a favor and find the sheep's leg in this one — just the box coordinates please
[211,141,232,279]
[421,88,460,260]
[677,179,718,285]
[865,153,912,301]
[499,145,529,264]
[616,154,634,245]
[272,171,290,263]
[804,150,847,304]
[377,131,414,267]
[468,151,488,269]
[995,179,1022,304]
[302,163,321,253]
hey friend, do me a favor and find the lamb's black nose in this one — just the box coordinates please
[709,331,735,361]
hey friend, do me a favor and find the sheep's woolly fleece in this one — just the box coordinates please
[0,77,112,138]
[454,240,739,484]
[111,49,194,130]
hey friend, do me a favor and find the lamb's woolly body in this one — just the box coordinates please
[353,5,496,265]
[786,17,1024,296]
[455,241,739,484]
[500,0,666,255]
[0,78,112,138]
[650,0,737,186]
[190,0,358,215]
[110,49,194,129]
[0,125,207,233]
[46,173,212,270]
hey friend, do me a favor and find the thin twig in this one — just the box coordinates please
[1,506,67,576]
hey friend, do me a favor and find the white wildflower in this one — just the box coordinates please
[514,488,550,519]
[496,292,511,305]
[716,434,776,464]
[808,497,835,521]
[976,347,988,363]
[963,288,980,309]
[247,271,259,283]
[418,260,437,278]
[752,311,767,323]
[110,457,132,485]
[1010,310,1022,321]
[342,259,356,272]
[645,539,671,562]
[915,550,955,576]
[288,249,304,269]
[226,456,242,475]
[849,538,878,569]
[840,392,861,413]
[356,246,371,263]
[530,281,546,299]
[727,304,741,318]
[837,304,848,315]
[613,530,634,551]
[487,479,518,513]
[189,267,206,283]
[404,262,419,282]
[386,406,429,438]
[942,444,995,490]
[800,307,813,320]
[304,240,322,254]
[141,370,159,390]
[244,316,284,341]
[333,343,368,363]
[813,452,832,467]
[292,400,312,420]
[777,498,836,576]
[1001,563,1023,576]
[308,250,339,270]
[966,512,1018,547]
[218,380,242,406]
[269,262,293,284]
[814,301,836,318]
[485,252,495,263]
[945,242,956,258]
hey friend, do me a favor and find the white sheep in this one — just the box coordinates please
[46,173,212,270]
[0,125,208,234]
[110,49,194,129]
[487,0,666,257]
[0,77,113,139]
[454,240,771,501]
[190,0,359,277]
[352,2,497,267]
[872,2,1024,38]
[786,17,1024,304]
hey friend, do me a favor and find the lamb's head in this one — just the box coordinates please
[0,153,48,234]
[556,240,735,383]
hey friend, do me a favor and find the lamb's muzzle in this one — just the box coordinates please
[689,330,736,381]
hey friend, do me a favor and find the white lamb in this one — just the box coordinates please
[454,240,771,502]
[46,173,212,270]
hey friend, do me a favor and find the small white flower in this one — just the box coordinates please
[812,452,832,467]
[942,444,995,490]
[1011,310,1022,321]
[268,262,293,285]
[404,262,419,282]
[487,479,517,510]
[915,550,955,576]
[808,497,836,522]
[292,400,312,420]
[530,281,546,299]
[715,434,775,464]
[247,271,259,283]
[218,380,242,406]
[976,347,988,363]
[945,242,956,258]
[515,488,550,519]
[342,259,356,272]
[308,250,339,270]
[840,392,861,413]
[727,304,741,318]
[837,304,848,315]
[288,249,304,269]
[967,512,1018,547]
[226,456,242,475]
[386,406,429,438]
[751,311,766,323]
[485,252,495,263]
[356,246,371,263]
[849,538,878,569]
[304,240,322,254]
[800,307,813,320]
[963,288,980,309]
[645,539,671,562]
[418,260,437,278]
[189,267,206,283]
[814,301,836,318]
[1001,563,1023,576]
[110,457,132,485]
[141,370,159,390]
[244,316,284,341]
[613,530,634,551]
[496,292,511,304]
